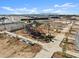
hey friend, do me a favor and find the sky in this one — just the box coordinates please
[0,0,79,14]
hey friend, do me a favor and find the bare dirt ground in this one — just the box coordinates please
[60,39,76,52]
[52,51,73,58]
[15,29,33,39]
[0,33,42,58]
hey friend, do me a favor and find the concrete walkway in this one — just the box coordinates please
[4,31,44,46]
[35,33,64,58]
[66,50,79,58]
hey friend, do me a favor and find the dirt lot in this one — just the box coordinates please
[60,39,76,52]
[15,29,33,39]
[0,33,42,58]
[52,51,74,58]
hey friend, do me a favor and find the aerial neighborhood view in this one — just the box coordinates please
[0,0,79,58]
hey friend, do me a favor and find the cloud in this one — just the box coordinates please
[1,3,78,14]
[1,7,38,14]
[15,8,38,14]
[41,3,78,14]
[2,7,15,11]
[54,3,77,9]
[43,9,54,12]
[50,3,78,14]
